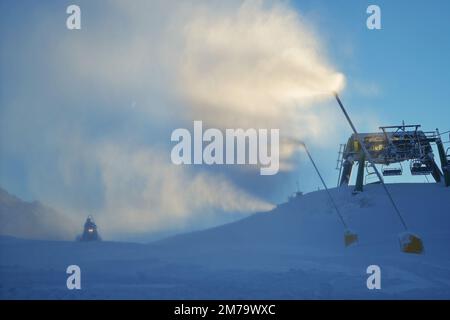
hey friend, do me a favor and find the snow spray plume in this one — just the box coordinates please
[1,0,345,238]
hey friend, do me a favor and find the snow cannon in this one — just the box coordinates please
[334,93,425,254]
[344,230,358,247]
[399,232,424,254]
[79,215,101,241]
[299,141,358,248]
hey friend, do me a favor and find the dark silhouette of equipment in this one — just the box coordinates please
[79,215,101,241]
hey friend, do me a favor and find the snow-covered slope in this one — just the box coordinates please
[1,183,449,299]
[155,183,450,264]
[0,187,77,240]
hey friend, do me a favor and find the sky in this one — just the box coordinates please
[1,0,449,240]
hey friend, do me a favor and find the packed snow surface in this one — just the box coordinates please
[1,183,449,299]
